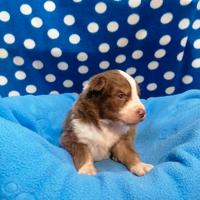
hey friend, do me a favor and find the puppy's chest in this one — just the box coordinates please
[72,119,130,161]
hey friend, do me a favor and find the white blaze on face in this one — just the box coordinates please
[118,70,145,124]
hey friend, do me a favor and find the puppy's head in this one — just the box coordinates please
[83,70,145,125]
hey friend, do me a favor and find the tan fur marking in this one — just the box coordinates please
[111,127,154,176]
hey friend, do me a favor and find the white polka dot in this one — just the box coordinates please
[165,86,175,95]
[3,33,15,44]
[182,75,193,84]
[197,1,200,10]
[0,11,10,22]
[147,83,157,91]
[20,4,32,15]
[8,90,20,97]
[51,47,62,57]
[57,62,69,71]
[135,75,144,83]
[15,71,26,80]
[50,90,59,94]
[192,58,200,68]
[26,84,37,94]
[69,34,80,44]
[32,60,43,69]
[63,80,73,88]
[64,15,75,26]
[107,21,119,32]
[178,18,190,30]
[13,56,24,66]
[135,29,147,40]
[31,17,43,28]
[78,65,89,74]
[99,60,110,69]
[82,80,89,88]
[115,54,126,64]
[0,48,8,59]
[73,0,82,2]
[177,51,184,61]
[160,12,173,24]
[193,39,200,49]
[127,13,140,25]
[87,22,99,33]
[180,36,188,47]
[154,49,166,58]
[128,0,141,8]
[150,0,163,9]
[45,74,56,82]
[0,76,8,86]
[98,43,110,53]
[180,0,192,6]
[192,19,200,29]
[77,52,88,61]
[24,39,36,49]
[44,1,56,12]
[117,37,129,48]
[163,71,175,80]
[159,35,171,46]
[148,61,159,70]
[47,28,59,39]
[126,67,136,75]
[132,50,143,59]
[95,2,107,14]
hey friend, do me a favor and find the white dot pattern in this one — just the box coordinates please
[3,33,15,44]
[64,15,75,26]
[32,60,44,69]
[31,17,43,28]
[87,22,99,33]
[24,39,36,49]
[160,13,173,24]
[0,11,10,22]
[150,0,163,9]
[0,48,8,59]
[20,4,32,15]
[13,56,24,66]
[47,28,60,39]
[44,1,56,12]
[0,1,199,97]
[95,2,107,14]
[107,21,119,32]
[69,34,80,44]
[99,61,110,70]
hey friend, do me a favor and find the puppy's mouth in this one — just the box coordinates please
[120,118,145,126]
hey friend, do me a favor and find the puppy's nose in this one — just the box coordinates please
[136,108,146,119]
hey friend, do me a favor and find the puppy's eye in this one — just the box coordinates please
[117,92,126,99]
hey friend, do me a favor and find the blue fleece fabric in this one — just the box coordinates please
[0,90,200,200]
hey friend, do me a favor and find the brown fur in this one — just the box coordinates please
[61,70,153,176]
[111,128,141,170]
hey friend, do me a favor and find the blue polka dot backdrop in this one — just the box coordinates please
[0,0,199,98]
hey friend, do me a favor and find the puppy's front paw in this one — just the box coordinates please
[78,163,97,175]
[130,162,154,176]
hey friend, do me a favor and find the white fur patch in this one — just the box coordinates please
[118,70,145,124]
[78,161,97,175]
[72,119,130,161]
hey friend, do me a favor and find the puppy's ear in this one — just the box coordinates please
[90,75,107,92]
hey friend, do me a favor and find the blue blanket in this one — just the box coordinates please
[0,90,200,200]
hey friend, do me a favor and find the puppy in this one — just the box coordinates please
[61,70,153,176]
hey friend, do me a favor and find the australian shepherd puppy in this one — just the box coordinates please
[61,70,153,176]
